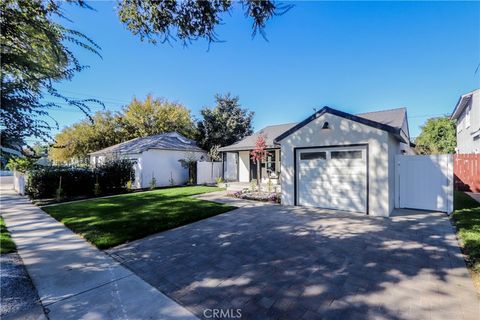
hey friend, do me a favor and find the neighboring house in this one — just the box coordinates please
[89,132,206,189]
[219,106,413,217]
[451,89,480,154]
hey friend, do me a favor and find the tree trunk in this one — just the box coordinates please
[256,162,261,192]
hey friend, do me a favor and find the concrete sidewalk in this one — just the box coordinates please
[1,187,198,320]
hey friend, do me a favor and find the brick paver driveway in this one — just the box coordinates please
[108,202,479,320]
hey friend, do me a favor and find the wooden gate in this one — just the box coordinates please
[454,154,480,192]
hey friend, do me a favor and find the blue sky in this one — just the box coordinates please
[46,1,480,141]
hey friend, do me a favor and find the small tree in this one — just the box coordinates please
[250,135,270,191]
[208,145,221,183]
[179,152,198,185]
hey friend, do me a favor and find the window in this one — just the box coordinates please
[331,150,363,159]
[300,151,326,160]
[264,151,276,172]
[466,105,471,128]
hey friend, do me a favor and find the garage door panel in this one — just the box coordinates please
[299,182,365,193]
[299,193,365,212]
[296,146,367,213]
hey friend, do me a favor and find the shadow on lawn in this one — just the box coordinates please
[43,189,235,249]
[108,204,479,320]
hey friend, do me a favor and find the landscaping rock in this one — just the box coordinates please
[0,252,46,320]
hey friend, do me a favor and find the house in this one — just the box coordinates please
[219,106,413,217]
[89,132,207,189]
[451,89,480,154]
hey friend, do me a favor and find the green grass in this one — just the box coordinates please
[1,216,16,254]
[452,191,480,272]
[43,186,235,249]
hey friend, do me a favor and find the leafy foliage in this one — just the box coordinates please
[49,96,196,163]
[415,117,456,154]
[250,135,269,188]
[197,94,254,150]
[6,156,37,172]
[49,111,123,164]
[25,159,134,199]
[0,0,102,149]
[96,158,135,194]
[117,0,291,45]
[208,145,221,161]
[120,95,196,139]
[26,167,94,199]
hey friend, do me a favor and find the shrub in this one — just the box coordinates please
[150,175,157,190]
[26,167,94,199]
[26,159,135,199]
[95,159,135,194]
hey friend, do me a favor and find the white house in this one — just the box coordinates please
[219,107,414,217]
[89,132,207,189]
[451,89,480,154]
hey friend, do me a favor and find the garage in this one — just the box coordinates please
[295,145,368,213]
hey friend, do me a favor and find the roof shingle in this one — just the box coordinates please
[89,132,204,156]
[219,107,407,151]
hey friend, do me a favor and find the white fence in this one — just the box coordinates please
[197,161,223,185]
[395,154,453,214]
[13,171,26,195]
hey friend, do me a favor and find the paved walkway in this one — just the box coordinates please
[1,186,197,320]
[109,197,480,320]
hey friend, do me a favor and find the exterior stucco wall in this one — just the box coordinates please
[139,149,207,188]
[238,151,250,182]
[388,135,401,213]
[456,91,480,154]
[279,113,396,217]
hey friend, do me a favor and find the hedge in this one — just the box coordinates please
[26,159,135,199]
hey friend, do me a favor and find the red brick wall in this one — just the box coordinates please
[454,154,480,192]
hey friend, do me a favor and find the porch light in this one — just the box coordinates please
[321,121,330,130]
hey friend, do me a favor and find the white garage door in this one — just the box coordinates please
[296,146,367,213]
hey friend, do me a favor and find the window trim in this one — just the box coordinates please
[330,150,363,160]
[299,151,327,160]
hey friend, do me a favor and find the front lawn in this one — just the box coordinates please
[1,216,16,254]
[43,186,234,249]
[452,191,480,272]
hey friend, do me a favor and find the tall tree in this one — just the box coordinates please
[120,95,197,139]
[0,0,101,150]
[117,0,291,45]
[415,117,457,155]
[197,94,254,150]
[49,96,198,163]
[49,111,124,164]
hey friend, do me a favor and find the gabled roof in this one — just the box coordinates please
[89,132,204,156]
[275,106,408,143]
[451,89,479,120]
[218,123,297,152]
[356,107,407,131]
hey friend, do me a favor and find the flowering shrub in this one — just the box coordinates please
[232,189,280,204]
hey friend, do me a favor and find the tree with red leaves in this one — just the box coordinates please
[250,135,270,191]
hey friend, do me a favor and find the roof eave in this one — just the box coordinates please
[451,94,471,120]
[274,106,407,144]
